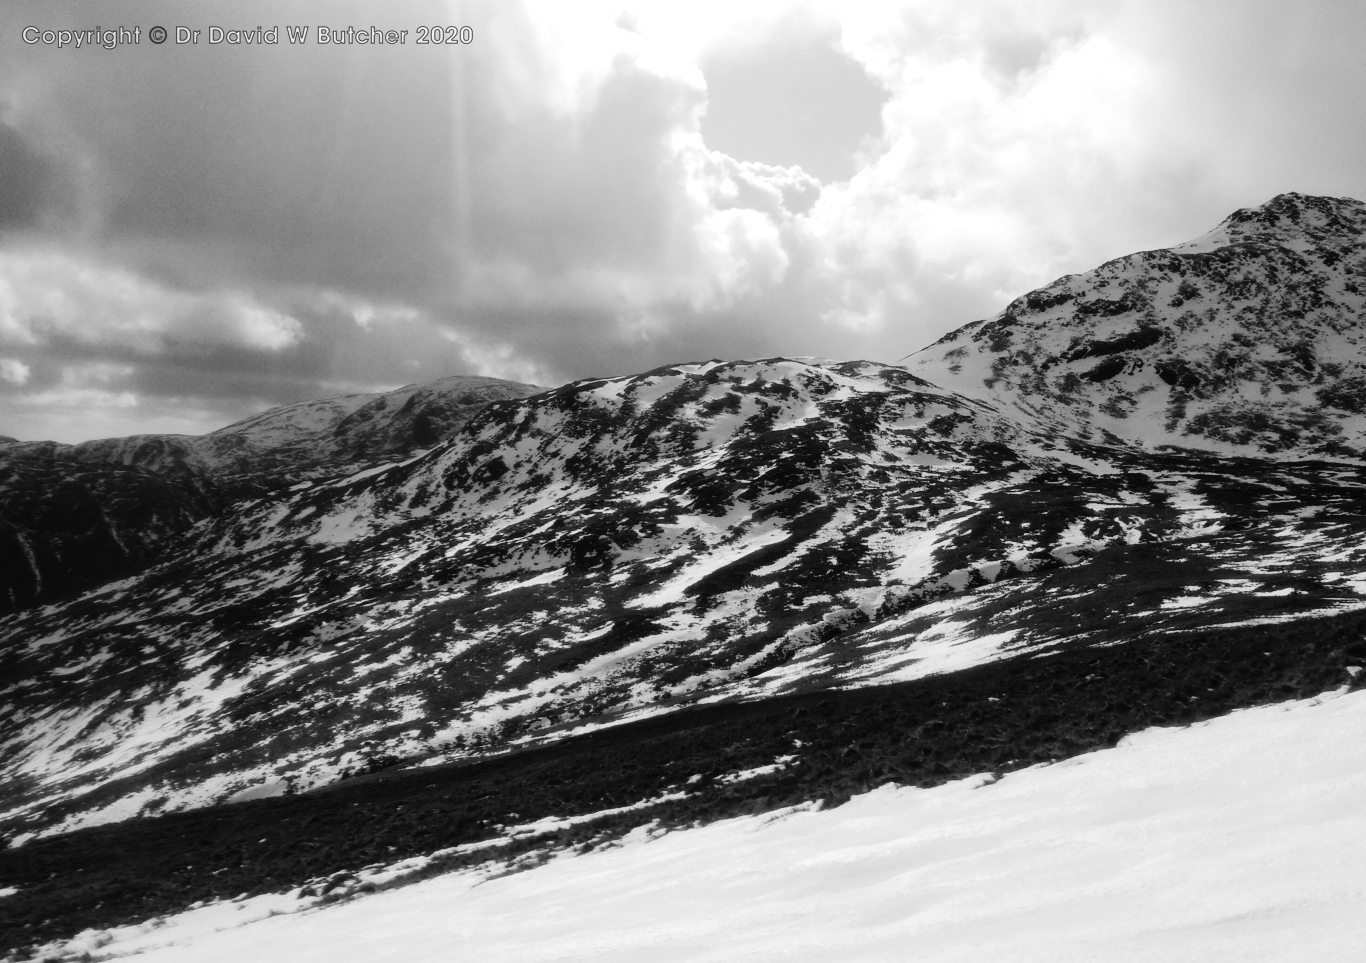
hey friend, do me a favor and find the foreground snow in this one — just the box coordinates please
[51,687,1366,962]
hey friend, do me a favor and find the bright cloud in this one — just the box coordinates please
[0,358,30,385]
[0,250,303,354]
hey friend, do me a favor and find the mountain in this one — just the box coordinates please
[3,193,1366,955]
[0,377,541,614]
[4,358,1365,839]
[0,357,1032,833]
[911,192,1366,456]
[146,374,546,491]
[0,443,216,614]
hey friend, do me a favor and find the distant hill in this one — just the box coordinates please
[0,376,542,614]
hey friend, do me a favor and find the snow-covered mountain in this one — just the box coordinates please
[912,192,1366,456]
[3,193,1366,958]
[0,358,1031,833]
[46,374,543,496]
[0,377,540,614]
[5,357,1366,842]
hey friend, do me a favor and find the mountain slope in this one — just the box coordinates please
[30,688,1366,963]
[5,603,1363,954]
[0,376,540,614]
[62,374,543,496]
[911,192,1366,456]
[7,194,1366,842]
[1,358,1038,835]
[0,444,216,614]
[6,354,1366,845]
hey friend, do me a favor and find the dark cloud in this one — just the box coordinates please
[1,0,769,398]
[463,55,702,275]
[13,0,460,301]
[0,122,58,231]
[701,28,887,183]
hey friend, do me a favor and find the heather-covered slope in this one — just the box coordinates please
[912,192,1366,456]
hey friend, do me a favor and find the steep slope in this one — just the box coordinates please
[911,193,1366,456]
[6,606,1363,953]
[0,377,540,614]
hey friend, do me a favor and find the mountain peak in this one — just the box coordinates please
[1166,192,1366,255]
[1223,191,1366,239]
[913,192,1366,457]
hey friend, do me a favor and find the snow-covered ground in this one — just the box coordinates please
[45,686,1366,962]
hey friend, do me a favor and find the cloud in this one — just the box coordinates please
[0,122,59,232]
[787,0,1366,342]
[699,17,888,183]
[1,0,1365,442]
[0,358,30,385]
[0,250,303,354]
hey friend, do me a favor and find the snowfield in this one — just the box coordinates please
[48,686,1366,963]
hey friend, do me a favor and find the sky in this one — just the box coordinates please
[1,0,1365,443]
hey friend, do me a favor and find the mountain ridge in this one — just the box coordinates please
[0,376,542,614]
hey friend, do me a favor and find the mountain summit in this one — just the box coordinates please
[913,193,1366,456]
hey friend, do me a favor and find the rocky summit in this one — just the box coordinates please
[913,192,1366,456]
[3,194,1366,956]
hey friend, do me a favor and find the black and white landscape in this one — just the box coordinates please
[4,191,1366,959]
[4,2,1366,960]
